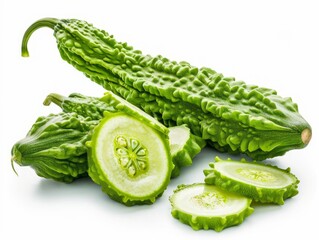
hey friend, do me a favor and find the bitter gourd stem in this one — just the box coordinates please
[43,93,65,107]
[21,18,59,57]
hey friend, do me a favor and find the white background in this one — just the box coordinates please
[1,0,318,239]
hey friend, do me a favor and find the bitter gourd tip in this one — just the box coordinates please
[21,18,59,57]
[11,156,19,176]
[301,128,312,145]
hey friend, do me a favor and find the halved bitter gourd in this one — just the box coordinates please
[87,111,173,206]
[169,183,254,231]
[204,157,299,205]
[169,125,206,178]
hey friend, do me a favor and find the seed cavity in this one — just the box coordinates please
[237,168,276,182]
[114,135,148,177]
[192,192,226,209]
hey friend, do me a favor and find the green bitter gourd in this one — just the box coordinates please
[11,112,98,182]
[204,156,299,204]
[21,18,312,160]
[169,183,254,231]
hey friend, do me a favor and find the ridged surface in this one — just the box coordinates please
[11,112,98,182]
[44,92,117,120]
[204,157,299,204]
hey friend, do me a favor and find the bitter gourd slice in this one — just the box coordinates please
[204,157,299,204]
[22,18,312,160]
[45,92,206,177]
[87,111,173,206]
[169,125,206,178]
[169,183,253,231]
[11,112,98,182]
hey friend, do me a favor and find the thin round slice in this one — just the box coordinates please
[169,125,206,178]
[204,157,299,204]
[169,183,253,232]
[87,112,172,206]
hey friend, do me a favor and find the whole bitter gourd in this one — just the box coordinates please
[22,18,312,160]
[11,112,98,182]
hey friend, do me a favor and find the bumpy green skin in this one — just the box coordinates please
[170,183,254,232]
[22,18,312,160]
[204,157,299,204]
[44,92,117,120]
[11,112,98,182]
[169,125,206,178]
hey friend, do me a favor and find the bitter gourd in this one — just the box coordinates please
[22,18,312,160]
[87,111,173,206]
[169,183,254,231]
[11,112,98,182]
[45,92,206,177]
[204,156,299,204]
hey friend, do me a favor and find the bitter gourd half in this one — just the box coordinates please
[204,157,299,204]
[22,18,312,160]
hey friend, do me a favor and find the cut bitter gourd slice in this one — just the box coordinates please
[87,111,173,206]
[204,157,299,204]
[169,125,206,178]
[169,183,253,231]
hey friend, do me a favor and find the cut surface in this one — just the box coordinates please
[214,161,294,189]
[170,183,253,231]
[169,126,190,155]
[88,112,172,204]
[301,128,312,145]
[204,157,299,204]
[168,125,206,178]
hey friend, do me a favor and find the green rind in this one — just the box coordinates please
[11,112,98,182]
[87,112,173,206]
[169,125,206,178]
[204,157,299,204]
[169,183,254,232]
